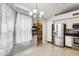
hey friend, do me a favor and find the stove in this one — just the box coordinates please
[65,23,79,50]
[72,37,79,50]
[72,23,79,50]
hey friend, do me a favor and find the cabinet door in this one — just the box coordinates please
[65,36,73,47]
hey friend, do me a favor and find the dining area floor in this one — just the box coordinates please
[14,43,79,56]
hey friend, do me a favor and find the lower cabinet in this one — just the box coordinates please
[65,36,73,47]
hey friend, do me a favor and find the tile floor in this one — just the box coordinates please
[15,43,79,56]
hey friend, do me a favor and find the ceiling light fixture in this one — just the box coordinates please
[29,3,44,18]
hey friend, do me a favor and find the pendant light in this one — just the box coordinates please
[29,3,44,18]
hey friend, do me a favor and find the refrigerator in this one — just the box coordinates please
[54,23,65,47]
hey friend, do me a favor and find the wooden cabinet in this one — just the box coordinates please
[37,20,43,46]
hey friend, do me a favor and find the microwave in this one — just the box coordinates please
[73,23,79,29]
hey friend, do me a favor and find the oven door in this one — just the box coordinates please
[73,38,79,44]
[72,37,79,50]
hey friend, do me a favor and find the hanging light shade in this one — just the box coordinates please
[33,9,38,14]
[29,11,33,16]
[40,11,44,15]
[29,3,44,18]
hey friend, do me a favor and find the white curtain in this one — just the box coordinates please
[0,4,15,55]
[15,13,32,44]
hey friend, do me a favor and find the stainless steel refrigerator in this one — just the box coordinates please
[54,23,65,47]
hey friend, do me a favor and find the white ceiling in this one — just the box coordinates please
[15,3,79,19]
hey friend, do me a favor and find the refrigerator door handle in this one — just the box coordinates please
[56,25,58,36]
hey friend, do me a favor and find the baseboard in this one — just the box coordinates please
[65,46,72,48]
[47,41,52,43]
[54,44,64,48]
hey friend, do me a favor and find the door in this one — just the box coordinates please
[55,37,64,47]
[54,23,64,47]
[54,23,64,37]
[65,36,72,47]
[57,23,64,37]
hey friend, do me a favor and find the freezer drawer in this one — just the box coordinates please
[55,37,64,47]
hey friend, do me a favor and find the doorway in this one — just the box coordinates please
[37,20,43,46]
